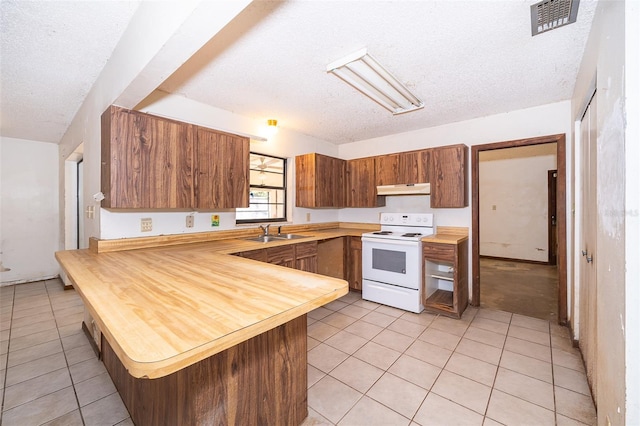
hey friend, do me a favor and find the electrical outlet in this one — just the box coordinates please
[186,215,194,228]
[141,218,152,232]
[306,213,311,222]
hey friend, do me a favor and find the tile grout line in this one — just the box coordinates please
[0,286,15,425]
[45,280,87,426]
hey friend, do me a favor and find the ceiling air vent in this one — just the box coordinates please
[530,0,580,36]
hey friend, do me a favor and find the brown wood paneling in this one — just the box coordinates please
[423,240,468,318]
[348,237,363,291]
[295,153,316,207]
[346,157,385,208]
[422,243,455,262]
[429,144,468,208]
[194,127,249,209]
[471,134,567,324]
[375,154,401,185]
[317,238,346,279]
[295,153,345,207]
[101,106,194,209]
[295,241,318,273]
[103,315,308,426]
[233,248,267,262]
[267,245,295,268]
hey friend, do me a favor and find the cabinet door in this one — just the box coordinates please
[295,153,345,207]
[194,127,250,209]
[267,245,295,268]
[346,157,385,208]
[101,106,194,209]
[320,154,346,207]
[348,237,362,291]
[295,242,318,273]
[374,154,401,186]
[429,144,468,208]
[233,249,267,262]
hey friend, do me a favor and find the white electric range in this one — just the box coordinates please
[361,213,434,313]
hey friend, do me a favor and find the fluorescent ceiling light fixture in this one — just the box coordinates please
[327,48,424,115]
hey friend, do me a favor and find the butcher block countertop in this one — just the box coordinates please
[55,225,373,379]
[421,226,469,245]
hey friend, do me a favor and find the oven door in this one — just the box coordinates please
[361,237,422,289]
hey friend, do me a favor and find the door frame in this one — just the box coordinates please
[471,134,567,324]
[548,169,558,266]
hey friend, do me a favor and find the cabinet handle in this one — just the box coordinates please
[581,250,587,256]
[586,255,593,263]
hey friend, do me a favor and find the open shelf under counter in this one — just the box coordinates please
[422,236,468,319]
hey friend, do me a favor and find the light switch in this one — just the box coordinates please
[492,205,497,211]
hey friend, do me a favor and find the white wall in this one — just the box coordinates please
[1,137,60,285]
[479,145,557,262]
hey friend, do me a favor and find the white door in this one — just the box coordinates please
[578,94,597,402]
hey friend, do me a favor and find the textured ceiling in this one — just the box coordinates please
[0,0,597,145]
[0,0,140,143]
[161,0,597,144]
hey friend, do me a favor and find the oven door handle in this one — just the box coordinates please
[361,237,421,246]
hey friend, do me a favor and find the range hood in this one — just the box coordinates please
[376,183,431,196]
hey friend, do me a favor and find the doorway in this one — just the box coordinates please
[471,134,567,324]
[64,144,84,250]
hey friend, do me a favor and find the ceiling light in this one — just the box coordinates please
[265,119,278,139]
[327,48,424,115]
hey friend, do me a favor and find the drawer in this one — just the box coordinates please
[422,243,455,261]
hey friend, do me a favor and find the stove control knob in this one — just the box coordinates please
[416,217,421,222]
[388,216,393,222]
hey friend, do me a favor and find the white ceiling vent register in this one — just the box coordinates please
[531,0,580,36]
[327,49,424,115]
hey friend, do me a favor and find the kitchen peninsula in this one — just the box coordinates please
[55,229,353,425]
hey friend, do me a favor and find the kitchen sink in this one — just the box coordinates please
[244,235,281,243]
[274,233,308,240]
[244,234,308,243]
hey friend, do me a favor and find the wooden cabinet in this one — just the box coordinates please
[347,237,362,291]
[194,127,250,209]
[101,105,194,209]
[346,157,385,208]
[423,239,468,318]
[374,150,430,186]
[234,248,267,262]
[101,105,249,210]
[296,153,345,207]
[234,242,317,272]
[266,245,295,269]
[429,144,468,208]
[374,153,402,186]
[295,241,318,273]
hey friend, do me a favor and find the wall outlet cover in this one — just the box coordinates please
[141,218,152,232]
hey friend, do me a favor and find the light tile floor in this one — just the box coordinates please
[1,280,596,425]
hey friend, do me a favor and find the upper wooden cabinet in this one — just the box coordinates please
[101,105,249,210]
[101,106,194,209]
[429,144,468,208]
[194,127,249,209]
[374,150,430,185]
[346,157,385,208]
[296,153,345,208]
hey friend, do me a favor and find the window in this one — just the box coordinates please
[236,153,287,223]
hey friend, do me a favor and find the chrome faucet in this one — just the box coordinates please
[259,224,271,236]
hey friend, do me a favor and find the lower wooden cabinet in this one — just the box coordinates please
[294,242,318,273]
[234,248,267,262]
[347,237,362,291]
[266,245,295,269]
[233,241,317,273]
[423,239,468,318]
